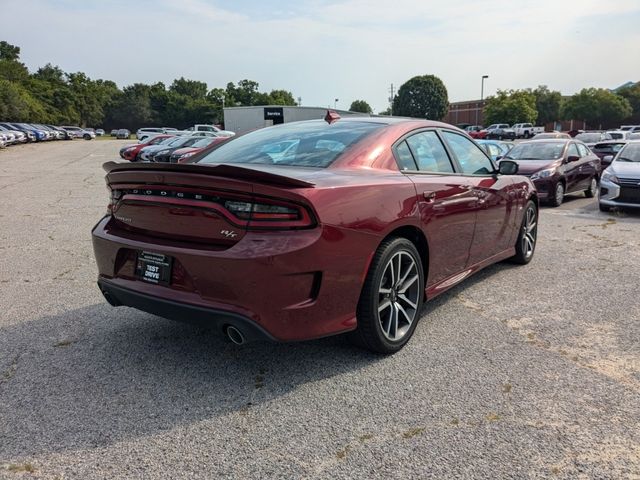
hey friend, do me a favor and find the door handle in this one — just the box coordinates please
[423,191,436,202]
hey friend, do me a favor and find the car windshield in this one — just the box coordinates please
[504,142,565,160]
[615,143,640,163]
[198,120,384,168]
[608,132,625,139]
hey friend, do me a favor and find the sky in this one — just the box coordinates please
[2,0,640,112]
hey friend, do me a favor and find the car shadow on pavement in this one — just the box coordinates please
[0,302,382,460]
[0,261,520,461]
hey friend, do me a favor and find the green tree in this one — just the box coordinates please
[267,89,296,106]
[483,89,538,125]
[561,88,632,129]
[0,79,47,122]
[617,83,640,124]
[349,100,372,114]
[0,41,20,61]
[392,75,448,119]
[170,77,208,100]
[530,85,562,125]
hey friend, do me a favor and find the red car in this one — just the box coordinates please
[93,116,538,353]
[170,136,229,164]
[119,134,174,162]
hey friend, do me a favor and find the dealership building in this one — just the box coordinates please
[223,106,369,134]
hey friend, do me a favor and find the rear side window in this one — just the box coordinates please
[395,141,417,170]
[442,131,494,175]
[405,131,453,173]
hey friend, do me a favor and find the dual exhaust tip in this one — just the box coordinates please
[225,325,246,345]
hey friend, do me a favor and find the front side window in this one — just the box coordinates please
[441,131,494,175]
[405,131,453,173]
[567,143,580,158]
[577,143,590,157]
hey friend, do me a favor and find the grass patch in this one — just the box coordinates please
[402,427,425,438]
[8,463,35,473]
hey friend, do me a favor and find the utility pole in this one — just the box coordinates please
[388,83,395,115]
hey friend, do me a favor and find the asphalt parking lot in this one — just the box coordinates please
[1,141,639,479]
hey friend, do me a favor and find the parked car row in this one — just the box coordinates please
[466,123,543,140]
[136,124,235,141]
[0,122,97,147]
[118,133,228,163]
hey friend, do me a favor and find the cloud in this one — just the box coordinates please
[3,0,639,112]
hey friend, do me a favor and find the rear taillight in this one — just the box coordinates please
[107,187,315,230]
[225,199,313,228]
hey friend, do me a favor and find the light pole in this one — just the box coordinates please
[476,75,489,125]
[334,98,339,109]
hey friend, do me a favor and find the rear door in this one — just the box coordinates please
[393,130,477,287]
[440,130,517,265]
[564,142,582,192]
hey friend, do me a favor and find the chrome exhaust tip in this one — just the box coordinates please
[225,325,245,345]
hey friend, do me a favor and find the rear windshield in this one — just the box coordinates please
[608,132,625,139]
[198,120,384,168]
[593,143,625,153]
[504,142,566,160]
[575,133,608,143]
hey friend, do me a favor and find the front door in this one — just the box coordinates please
[440,131,517,266]
[393,130,477,287]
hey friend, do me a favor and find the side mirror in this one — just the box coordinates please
[603,155,613,163]
[498,160,519,175]
[567,155,580,162]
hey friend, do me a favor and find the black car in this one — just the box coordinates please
[151,136,204,163]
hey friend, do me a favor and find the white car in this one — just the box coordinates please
[607,130,630,140]
[599,141,640,212]
[620,125,640,133]
[61,126,96,140]
[184,124,235,137]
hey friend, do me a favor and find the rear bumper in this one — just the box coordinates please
[98,278,276,342]
[92,216,378,342]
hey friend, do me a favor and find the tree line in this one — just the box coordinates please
[483,85,639,128]
[0,41,297,130]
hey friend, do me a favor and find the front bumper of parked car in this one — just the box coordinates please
[599,177,640,209]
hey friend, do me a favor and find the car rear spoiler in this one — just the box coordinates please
[102,161,315,188]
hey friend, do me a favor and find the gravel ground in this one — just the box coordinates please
[0,140,639,479]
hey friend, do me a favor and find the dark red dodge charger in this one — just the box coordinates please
[92,116,538,353]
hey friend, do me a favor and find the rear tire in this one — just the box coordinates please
[549,182,564,207]
[510,200,537,264]
[585,176,598,198]
[599,203,610,212]
[350,237,425,354]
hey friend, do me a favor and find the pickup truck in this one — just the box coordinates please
[184,124,235,137]
[512,123,544,139]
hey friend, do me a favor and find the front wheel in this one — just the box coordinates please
[510,200,537,264]
[585,176,598,198]
[549,182,564,207]
[351,238,425,354]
